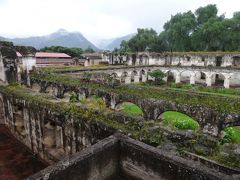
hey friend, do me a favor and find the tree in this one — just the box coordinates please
[162,11,197,51]
[119,4,240,52]
[121,28,159,52]
[195,4,218,25]
[41,46,83,57]
[148,70,166,85]
[84,46,95,53]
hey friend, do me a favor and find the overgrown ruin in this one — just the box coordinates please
[0,42,240,179]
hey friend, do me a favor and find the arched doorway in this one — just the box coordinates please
[212,73,225,87]
[131,71,138,83]
[166,71,175,83]
[216,56,223,67]
[180,70,192,84]
[121,72,128,83]
[195,72,206,85]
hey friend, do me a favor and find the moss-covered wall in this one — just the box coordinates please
[30,76,240,136]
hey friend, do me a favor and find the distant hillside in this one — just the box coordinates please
[0,36,7,41]
[106,33,136,50]
[2,29,98,50]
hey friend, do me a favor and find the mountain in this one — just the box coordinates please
[3,29,98,50]
[105,33,136,50]
[0,36,7,41]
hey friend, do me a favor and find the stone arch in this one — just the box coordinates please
[110,72,118,78]
[131,70,138,82]
[229,73,240,88]
[211,73,225,87]
[121,72,128,83]
[195,71,207,85]
[232,56,240,67]
[216,56,223,67]
[179,70,193,84]
[166,71,175,83]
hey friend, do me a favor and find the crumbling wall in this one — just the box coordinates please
[0,92,116,164]
[0,41,18,83]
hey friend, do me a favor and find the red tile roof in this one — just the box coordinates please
[36,52,71,58]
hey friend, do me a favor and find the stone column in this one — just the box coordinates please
[175,72,181,84]
[190,74,195,85]
[224,75,231,89]
[125,76,131,84]
[134,75,140,83]
[206,74,212,87]
[142,75,147,82]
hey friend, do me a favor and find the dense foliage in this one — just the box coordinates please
[148,69,166,85]
[120,4,240,52]
[41,46,83,57]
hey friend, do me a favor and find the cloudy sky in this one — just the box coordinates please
[0,0,239,43]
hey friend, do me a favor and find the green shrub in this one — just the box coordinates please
[162,111,199,130]
[222,127,240,144]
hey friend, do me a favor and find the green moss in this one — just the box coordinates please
[31,73,240,114]
[222,127,240,144]
[162,111,200,130]
[120,102,143,116]
[170,83,240,97]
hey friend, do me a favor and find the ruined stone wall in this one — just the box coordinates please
[0,41,18,83]
[103,52,240,67]
[0,93,116,164]
[28,134,239,180]
[29,79,240,136]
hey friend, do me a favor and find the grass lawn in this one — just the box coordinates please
[223,127,240,144]
[120,102,143,116]
[169,84,240,98]
[162,111,199,130]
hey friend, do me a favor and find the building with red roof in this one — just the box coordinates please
[35,52,73,66]
[16,51,73,67]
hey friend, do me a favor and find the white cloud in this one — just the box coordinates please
[0,0,239,41]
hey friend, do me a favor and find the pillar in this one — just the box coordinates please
[190,74,195,85]
[224,75,231,89]
[134,75,140,83]
[175,72,181,84]
[142,75,147,82]
[206,75,212,87]
[125,76,131,84]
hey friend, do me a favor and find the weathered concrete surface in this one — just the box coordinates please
[28,134,239,180]
[0,125,47,179]
[0,41,18,83]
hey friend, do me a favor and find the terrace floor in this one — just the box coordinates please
[0,125,48,180]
